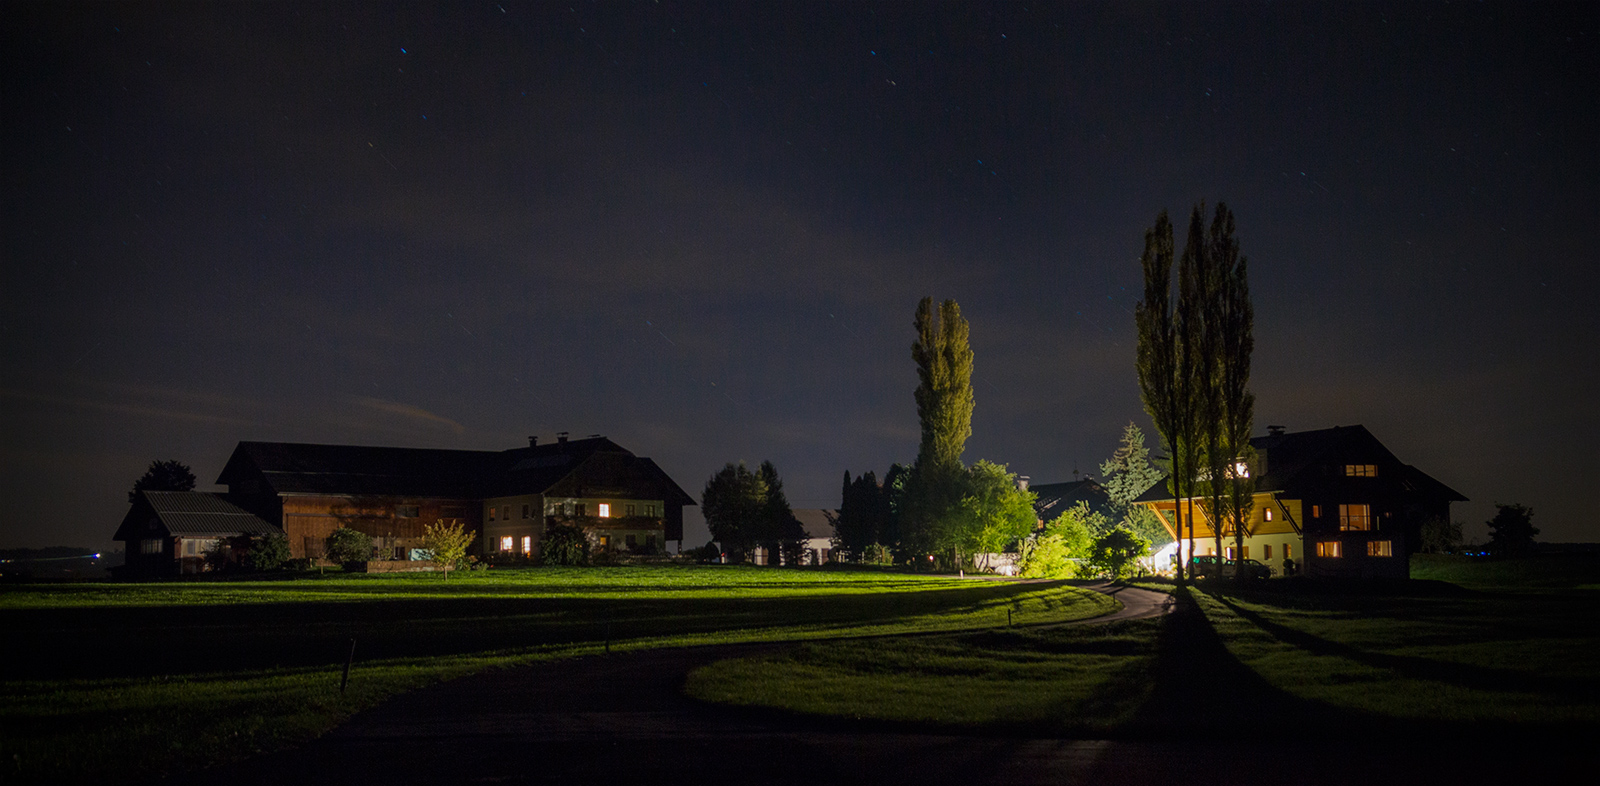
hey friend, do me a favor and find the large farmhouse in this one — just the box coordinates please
[114,434,695,574]
[1134,424,1466,579]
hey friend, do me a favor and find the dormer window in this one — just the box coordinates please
[1343,464,1377,477]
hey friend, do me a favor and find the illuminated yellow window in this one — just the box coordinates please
[499,536,513,552]
[521,536,532,554]
[1264,508,1273,521]
[1343,464,1377,477]
[1284,543,1292,560]
[1367,540,1393,557]
[1339,504,1371,531]
[598,503,611,518]
[488,506,496,522]
[1316,541,1342,558]
[1311,505,1321,518]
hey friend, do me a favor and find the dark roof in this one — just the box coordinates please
[113,491,283,540]
[215,436,696,505]
[792,509,838,540]
[1132,424,1467,503]
[1030,479,1114,521]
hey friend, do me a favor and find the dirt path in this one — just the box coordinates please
[156,584,1570,785]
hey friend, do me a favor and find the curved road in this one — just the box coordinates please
[160,583,1555,785]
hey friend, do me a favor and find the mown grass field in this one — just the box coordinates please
[687,554,1600,739]
[0,565,1113,783]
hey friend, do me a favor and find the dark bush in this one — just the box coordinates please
[326,528,373,566]
[540,522,589,566]
[242,533,292,572]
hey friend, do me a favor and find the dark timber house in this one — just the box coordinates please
[1134,424,1466,579]
[117,435,694,572]
[114,490,283,576]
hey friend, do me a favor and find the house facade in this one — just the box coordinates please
[208,434,695,562]
[1134,425,1466,579]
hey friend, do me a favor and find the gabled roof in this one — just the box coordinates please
[215,436,696,505]
[1030,479,1114,521]
[792,509,838,541]
[1132,424,1466,503]
[113,491,283,540]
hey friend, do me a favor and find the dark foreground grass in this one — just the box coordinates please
[688,569,1600,739]
[0,566,1111,783]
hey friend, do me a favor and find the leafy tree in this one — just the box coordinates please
[1199,203,1256,585]
[1017,502,1098,578]
[903,297,975,559]
[326,527,373,565]
[540,521,589,565]
[241,533,291,572]
[701,462,768,563]
[1085,527,1151,580]
[1018,533,1076,579]
[129,459,197,503]
[1421,516,1464,554]
[756,461,809,566]
[1486,503,1538,556]
[422,519,477,579]
[949,460,1037,571]
[692,540,722,563]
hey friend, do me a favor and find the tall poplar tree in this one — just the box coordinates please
[1209,205,1256,582]
[904,297,975,557]
[1138,203,1256,582]
[1136,211,1199,583]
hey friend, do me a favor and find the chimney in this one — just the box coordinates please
[528,435,538,447]
[1017,475,1030,492]
[557,432,569,444]
[1267,425,1286,437]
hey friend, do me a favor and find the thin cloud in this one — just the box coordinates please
[353,397,467,434]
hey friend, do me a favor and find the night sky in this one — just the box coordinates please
[3,2,1595,551]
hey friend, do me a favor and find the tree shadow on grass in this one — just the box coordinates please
[1129,586,1369,740]
[1209,592,1597,701]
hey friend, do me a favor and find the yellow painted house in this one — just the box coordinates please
[1134,424,1466,579]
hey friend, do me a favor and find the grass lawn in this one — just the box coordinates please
[686,618,1158,734]
[686,558,1600,739]
[0,565,1112,783]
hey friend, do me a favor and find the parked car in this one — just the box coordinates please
[1188,555,1221,578]
[1224,558,1273,580]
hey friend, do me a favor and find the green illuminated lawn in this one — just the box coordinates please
[0,566,1109,783]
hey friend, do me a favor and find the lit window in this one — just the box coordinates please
[1339,504,1371,531]
[488,506,496,522]
[1264,544,1273,560]
[1234,461,1250,478]
[500,536,514,552]
[1264,508,1273,521]
[1284,543,1292,560]
[1311,505,1321,518]
[1226,546,1235,559]
[1367,540,1393,557]
[1316,541,1342,558]
[522,536,532,554]
[396,505,420,518]
[522,504,530,519]
[598,503,610,518]
[1343,464,1377,477]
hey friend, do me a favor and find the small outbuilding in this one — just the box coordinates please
[113,491,283,576]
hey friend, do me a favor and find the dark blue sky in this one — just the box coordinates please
[3,1,1595,549]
